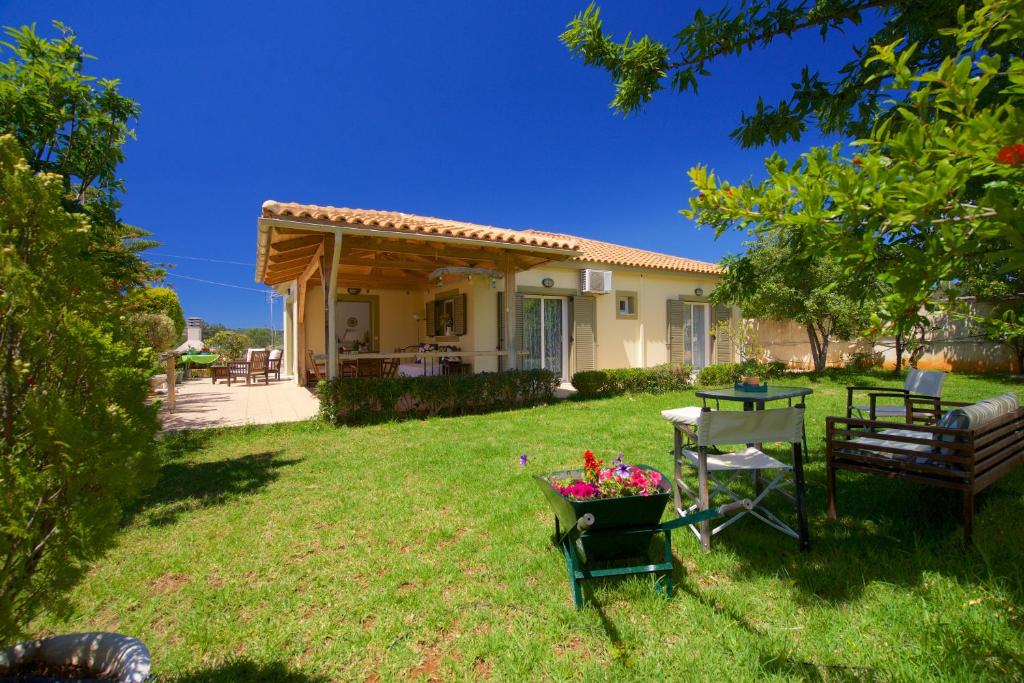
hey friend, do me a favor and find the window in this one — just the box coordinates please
[427,292,467,338]
[616,291,637,319]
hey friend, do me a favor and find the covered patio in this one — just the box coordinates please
[256,202,580,383]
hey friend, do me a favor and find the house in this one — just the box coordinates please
[254,201,735,383]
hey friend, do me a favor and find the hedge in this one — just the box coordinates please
[696,360,788,386]
[571,363,693,399]
[317,369,558,425]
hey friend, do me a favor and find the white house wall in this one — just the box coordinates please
[516,263,729,370]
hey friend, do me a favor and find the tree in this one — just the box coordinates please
[561,1,982,147]
[0,22,160,641]
[128,286,185,340]
[0,21,154,291]
[685,0,1024,325]
[207,330,252,361]
[956,259,1024,373]
[711,234,876,372]
[0,136,159,640]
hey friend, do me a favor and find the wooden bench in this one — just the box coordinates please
[826,397,1024,544]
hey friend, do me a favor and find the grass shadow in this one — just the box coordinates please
[163,659,330,682]
[681,465,1024,609]
[126,449,300,527]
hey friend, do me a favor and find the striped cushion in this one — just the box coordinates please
[940,392,1019,431]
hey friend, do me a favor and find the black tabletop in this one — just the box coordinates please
[695,386,813,402]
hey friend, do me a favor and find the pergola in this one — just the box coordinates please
[255,202,579,380]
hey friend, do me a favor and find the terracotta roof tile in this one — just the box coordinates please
[261,201,722,275]
[262,201,577,251]
[522,230,723,275]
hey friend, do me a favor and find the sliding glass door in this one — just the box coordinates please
[523,296,568,380]
[685,303,709,370]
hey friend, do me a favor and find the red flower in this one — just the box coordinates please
[583,450,603,483]
[852,157,863,167]
[995,143,1024,166]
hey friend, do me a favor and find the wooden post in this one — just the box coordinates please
[503,252,517,370]
[326,232,342,379]
[165,356,176,412]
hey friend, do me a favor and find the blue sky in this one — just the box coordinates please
[1,2,880,328]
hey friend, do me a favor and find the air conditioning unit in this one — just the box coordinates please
[580,268,613,294]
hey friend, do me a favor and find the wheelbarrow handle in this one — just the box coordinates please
[576,513,595,533]
[717,499,753,515]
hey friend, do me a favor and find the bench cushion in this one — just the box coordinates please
[939,392,1018,431]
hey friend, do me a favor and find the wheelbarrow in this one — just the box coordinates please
[536,466,752,608]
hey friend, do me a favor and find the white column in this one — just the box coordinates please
[326,232,343,379]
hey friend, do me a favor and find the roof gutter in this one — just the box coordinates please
[255,216,580,283]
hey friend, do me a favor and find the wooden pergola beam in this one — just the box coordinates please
[269,233,325,253]
[342,237,501,263]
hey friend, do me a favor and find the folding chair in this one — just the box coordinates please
[674,407,809,551]
[847,368,946,422]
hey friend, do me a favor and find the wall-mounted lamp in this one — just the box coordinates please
[694,287,704,297]
[542,278,554,288]
[347,287,361,295]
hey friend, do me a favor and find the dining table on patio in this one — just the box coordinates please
[178,352,220,380]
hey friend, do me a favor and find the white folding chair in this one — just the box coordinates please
[674,407,810,551]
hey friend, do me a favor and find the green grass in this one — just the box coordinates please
[33,370,1024,681]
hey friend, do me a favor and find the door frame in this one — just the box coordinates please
[524,294,570,381]
[686,301,711,370]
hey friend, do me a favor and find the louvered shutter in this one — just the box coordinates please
[454,294,467,336]
[425,300,435,338]
[497,292,505,370]
[573,295,597,373]
[513,293,524,369]
[667,300,686,363]
[714,305,733,364]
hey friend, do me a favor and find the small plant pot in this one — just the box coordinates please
[741,374,761,386]
[0,632,150,682]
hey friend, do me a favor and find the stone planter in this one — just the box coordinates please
[0,632,150,682]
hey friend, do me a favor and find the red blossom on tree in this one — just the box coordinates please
[995,142,1024,166]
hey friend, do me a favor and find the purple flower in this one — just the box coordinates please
[519,454,528,468]
[613,463,631,479]
[613,454,624,465]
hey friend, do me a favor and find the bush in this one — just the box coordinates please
[0,137,159,640]
[696,360,788,386]
[317,369,558,425]
[571,363,692,399]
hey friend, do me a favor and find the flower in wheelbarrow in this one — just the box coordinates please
[583,450,603,483]
[558,481,600,499]
[519,454,528,468]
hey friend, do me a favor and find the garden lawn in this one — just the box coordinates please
[33,370,1024,681]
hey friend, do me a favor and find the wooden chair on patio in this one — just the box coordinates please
[357,358,382,377]
[267,349,283,381]
[382,357,400,378]
[228,349,270,386]
[305,349,327,385]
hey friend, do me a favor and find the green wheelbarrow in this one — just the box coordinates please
[536,466,751,608]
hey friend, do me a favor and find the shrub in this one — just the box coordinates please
[317,369,558,425]
[571,363,692,399]
[0,137,159,640]
[696,360,788,386]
